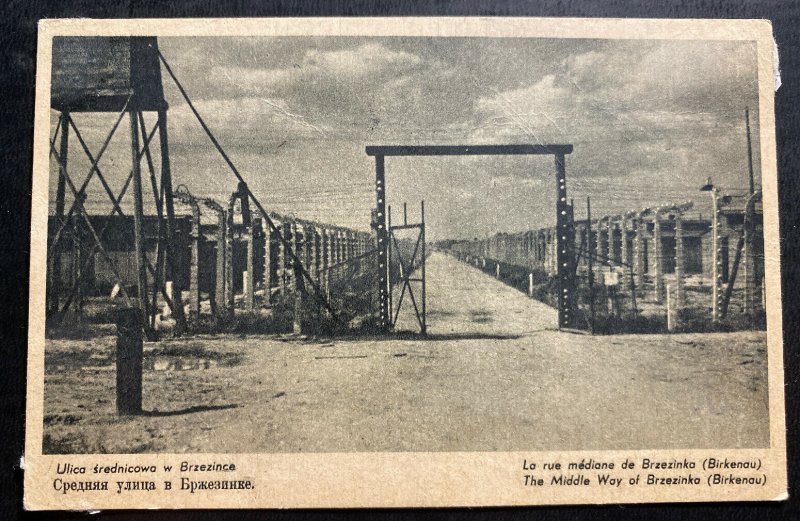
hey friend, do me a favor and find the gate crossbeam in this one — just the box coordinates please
[368,143,575,330]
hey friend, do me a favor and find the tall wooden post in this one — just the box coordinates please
[129,112,150,334]
[157,110,187,333]
[116,308,143,415]
[48,114,70,315]
[70,220,83,315]
[743,192,762,315]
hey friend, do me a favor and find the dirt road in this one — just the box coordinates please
[43,251,769,453]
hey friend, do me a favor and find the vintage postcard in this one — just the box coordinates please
[24,17,786,509]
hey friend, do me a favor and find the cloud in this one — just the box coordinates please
[206,42,424,97]
[49,37,763,237]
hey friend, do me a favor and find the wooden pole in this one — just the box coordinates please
[49,113,70,315]
[746,107,755,195]
[129,112,150,335]
[157,110,187,334]
[116,308,143,415]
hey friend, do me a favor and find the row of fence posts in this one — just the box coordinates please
[447,194,763,331]
[114,198,374,415]
[167,185,373,331]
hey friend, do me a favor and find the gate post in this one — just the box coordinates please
[554,153,575,329]
[374,155,389,329]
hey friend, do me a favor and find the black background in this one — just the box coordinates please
[1,1,798,519]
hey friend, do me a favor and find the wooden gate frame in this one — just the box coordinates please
[366,144,575,330]
[387,201,426,334]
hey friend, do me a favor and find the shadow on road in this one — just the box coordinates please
[142,404,238,417]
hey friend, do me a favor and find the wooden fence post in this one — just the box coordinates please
[116,308,143,415]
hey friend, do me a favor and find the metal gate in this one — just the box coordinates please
[387,202,426,335]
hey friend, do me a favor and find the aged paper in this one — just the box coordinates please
[25,17,786,509]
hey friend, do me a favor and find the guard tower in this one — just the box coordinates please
[47,36,186,336]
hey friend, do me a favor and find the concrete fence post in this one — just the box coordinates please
[653,210,665,303]
[225,194,235,316]
[263,220,272,304]
[666,284,676,332]
[244,221,255,311]
[674,213,684,306]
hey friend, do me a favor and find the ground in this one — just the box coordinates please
[42,252,769,454]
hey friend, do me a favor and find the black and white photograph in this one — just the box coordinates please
[24,17,786,509]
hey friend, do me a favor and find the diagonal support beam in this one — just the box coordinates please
[49,100,131,253]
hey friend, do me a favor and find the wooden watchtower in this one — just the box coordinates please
[48,36,186,336]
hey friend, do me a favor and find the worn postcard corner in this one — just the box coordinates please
[24,16,786,510]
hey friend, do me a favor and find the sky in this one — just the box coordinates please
[49,36,761,241]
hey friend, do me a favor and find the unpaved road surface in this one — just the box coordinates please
[43,252,769,453]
